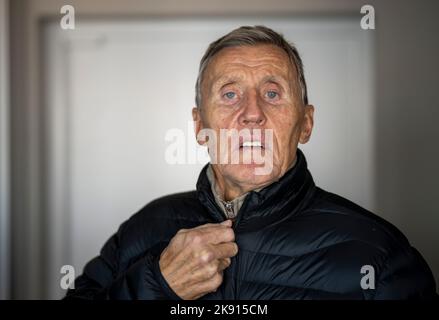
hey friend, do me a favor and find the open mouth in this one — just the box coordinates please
[240,141,264,149]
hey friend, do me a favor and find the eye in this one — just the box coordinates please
[266,90,279,100]
[224,91,236,100]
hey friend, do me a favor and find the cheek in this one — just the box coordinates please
[208,107,232,127]
[272,114,301,143]
[201,109,224,129]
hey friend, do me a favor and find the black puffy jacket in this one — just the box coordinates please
[66,149,436,300]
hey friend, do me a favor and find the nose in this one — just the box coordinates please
[238,90,266,127]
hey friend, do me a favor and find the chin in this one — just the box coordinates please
[224,163,281,189]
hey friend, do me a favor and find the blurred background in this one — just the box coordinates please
[0,0,438,299]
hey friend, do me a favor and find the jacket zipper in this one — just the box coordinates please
[219,200,239,299]
[222,198,247,299]
[224,201,234,219]
[226,201,243,299]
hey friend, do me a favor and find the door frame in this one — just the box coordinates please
[0,0,11,300]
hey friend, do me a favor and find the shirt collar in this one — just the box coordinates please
[206,157,297,219]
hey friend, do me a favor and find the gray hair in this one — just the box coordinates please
[195,25,309,108]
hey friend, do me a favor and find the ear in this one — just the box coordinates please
[299,105,314,144]
[192,107,206,145]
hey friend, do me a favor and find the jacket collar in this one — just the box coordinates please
[196,148,316,227]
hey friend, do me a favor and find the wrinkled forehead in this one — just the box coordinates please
[204,44,297,87]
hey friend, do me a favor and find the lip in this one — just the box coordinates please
[235,131,267,150]
[241,141,263,148]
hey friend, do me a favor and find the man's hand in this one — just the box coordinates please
[159,220,238,300]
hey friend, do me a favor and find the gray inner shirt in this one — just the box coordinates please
[206,157,297,220]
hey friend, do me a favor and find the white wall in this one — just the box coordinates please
[44,17,373,298]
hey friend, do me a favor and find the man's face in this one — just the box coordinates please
[193,44,314,196]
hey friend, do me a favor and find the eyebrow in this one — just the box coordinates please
[211,74,288,92]
[261,75,288,87]
[213,75,243,87]
[208,75,241,96]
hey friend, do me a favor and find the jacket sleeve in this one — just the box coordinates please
[63,232,182,300]
[373,246,437,300]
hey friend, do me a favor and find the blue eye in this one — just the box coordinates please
[266,91,278,99]
[224,92,236,99]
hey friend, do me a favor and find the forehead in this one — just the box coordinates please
[205,44,295,83]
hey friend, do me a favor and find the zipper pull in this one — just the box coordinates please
[224,201,234,219]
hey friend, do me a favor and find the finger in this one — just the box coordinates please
[191,271,224,296]
[193,222,222,230]
[218,258,231,272]
[178,224,233,246]
[193,219,232,230]
[196,226,235,245]
[183,258,222,284]
[213,242,238,259]
[220,220,232,227]
[160,247,199,279]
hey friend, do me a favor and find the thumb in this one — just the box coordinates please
[220,219,232,227]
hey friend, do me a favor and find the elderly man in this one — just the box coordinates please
[66,26,436,300]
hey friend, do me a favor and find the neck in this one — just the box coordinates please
[211,157,297,202]
[212,170,251,201]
